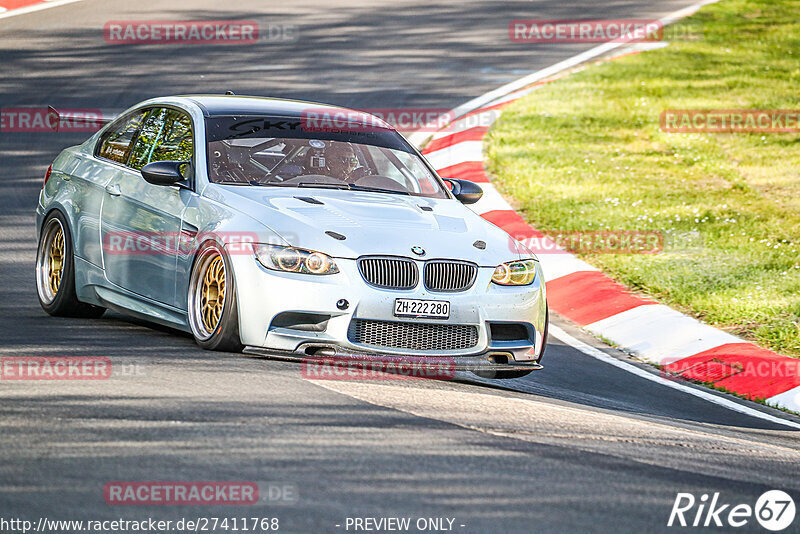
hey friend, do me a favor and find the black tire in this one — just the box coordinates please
[187,242,244,352]
[35,211,105,318]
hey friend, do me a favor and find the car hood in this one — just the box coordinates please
[207,185,523,265]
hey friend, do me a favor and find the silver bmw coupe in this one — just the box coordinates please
[36,95,547,378]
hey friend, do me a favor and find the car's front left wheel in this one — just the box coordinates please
[188,242,244,352]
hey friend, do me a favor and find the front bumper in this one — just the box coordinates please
[230,252,547,364]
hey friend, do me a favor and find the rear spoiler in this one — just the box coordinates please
[47,106,117,132]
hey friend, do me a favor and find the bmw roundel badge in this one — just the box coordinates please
[411,246,426,256]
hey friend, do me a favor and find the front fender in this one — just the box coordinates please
[177,194,288,336]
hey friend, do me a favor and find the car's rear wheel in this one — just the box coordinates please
[188,243,244,352]
[35,211,105,318]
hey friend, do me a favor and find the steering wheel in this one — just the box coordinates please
[343,166,373,183]
[353,175,410,193]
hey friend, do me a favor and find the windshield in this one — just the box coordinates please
[205,115,448,198]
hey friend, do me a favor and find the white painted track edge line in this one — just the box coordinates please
[453,0,721,116]
[407,0,800,419]
[408,0,720,147]
[549,325,800,429]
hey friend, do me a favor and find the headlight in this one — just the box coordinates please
[492,259,537,286]
[254,244,339,275]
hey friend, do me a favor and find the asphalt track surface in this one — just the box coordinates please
[1,1,799,533]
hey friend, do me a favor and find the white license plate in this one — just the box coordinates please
[394,298,450,319]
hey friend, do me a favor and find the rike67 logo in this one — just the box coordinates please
[668,490,796,531]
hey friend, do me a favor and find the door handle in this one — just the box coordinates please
[105,184,121,197]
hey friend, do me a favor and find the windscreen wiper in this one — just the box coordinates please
[215,180,287,187]
[248,181,291,187]
[348,184,410,195]
[218,181,409,196]
[297,182,351,190]
[292,182,411,195]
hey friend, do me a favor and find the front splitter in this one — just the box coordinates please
[243,346,543,373]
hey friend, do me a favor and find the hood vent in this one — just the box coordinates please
[325,231,346,241]
[295,196,324,205]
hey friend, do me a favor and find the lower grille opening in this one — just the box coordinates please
[489,323,530,342]
[348,319,479,351]
[270,312,331,332]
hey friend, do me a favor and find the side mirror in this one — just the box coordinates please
[446,178,483,205]
[141,161,190,186]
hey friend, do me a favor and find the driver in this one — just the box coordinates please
[308,143,370,182]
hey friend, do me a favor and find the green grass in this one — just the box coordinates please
[485,0,800,357]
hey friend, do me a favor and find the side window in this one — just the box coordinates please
[96,111,148,164]
[128,108,193,171]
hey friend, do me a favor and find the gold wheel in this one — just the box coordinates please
[189,244,242,351]
[36,217,67,305]
[200,255,226,334]
[36,214,105,317]
[48,226,65,295]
